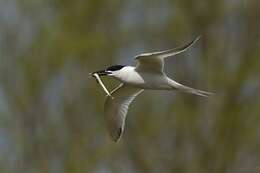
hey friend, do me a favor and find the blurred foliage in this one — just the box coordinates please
[0,0,260,172]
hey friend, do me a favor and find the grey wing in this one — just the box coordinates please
[104,84,143,142]
[135,36,201,73]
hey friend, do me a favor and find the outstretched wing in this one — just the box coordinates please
[104,84,143,142]
[135,36,201,73]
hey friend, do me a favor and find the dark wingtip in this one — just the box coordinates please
[111,127,123,143]
[196,35,202,41]
[190,35,202,46]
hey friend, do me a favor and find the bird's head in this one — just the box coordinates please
[91,65,126,77]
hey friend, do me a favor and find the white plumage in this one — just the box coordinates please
[91,36,213,142]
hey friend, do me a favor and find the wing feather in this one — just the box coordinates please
[135,36,200,73]
[104,84,143,142]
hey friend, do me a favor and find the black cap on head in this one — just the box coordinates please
[106,65,125,71]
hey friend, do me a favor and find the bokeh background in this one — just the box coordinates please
[1,0,260,172]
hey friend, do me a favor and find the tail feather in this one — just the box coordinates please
[187,88,214,97]
[168,78,214,97]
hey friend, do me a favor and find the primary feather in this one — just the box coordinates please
[135,36,201,73]
[104,84,143,142]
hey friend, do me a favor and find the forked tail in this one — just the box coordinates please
[182,87,213,97]
[168,78,214,97]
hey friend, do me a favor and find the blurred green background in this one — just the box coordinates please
[1,0,260,172]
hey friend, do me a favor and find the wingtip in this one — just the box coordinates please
[193,35,202,44]
[197,35,202,40]
[112,137,121,143]
[110,127,123,142]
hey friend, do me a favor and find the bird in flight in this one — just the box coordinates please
[91,36,213,142]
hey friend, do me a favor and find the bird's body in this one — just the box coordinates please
[91,36,214,142]
[113,66,172,90]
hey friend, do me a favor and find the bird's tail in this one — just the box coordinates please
[168,78,214,97]
[182,87,214,97]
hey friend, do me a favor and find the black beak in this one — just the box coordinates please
[90,70,111,76]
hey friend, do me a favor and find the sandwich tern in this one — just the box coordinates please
[91,36,213,142]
